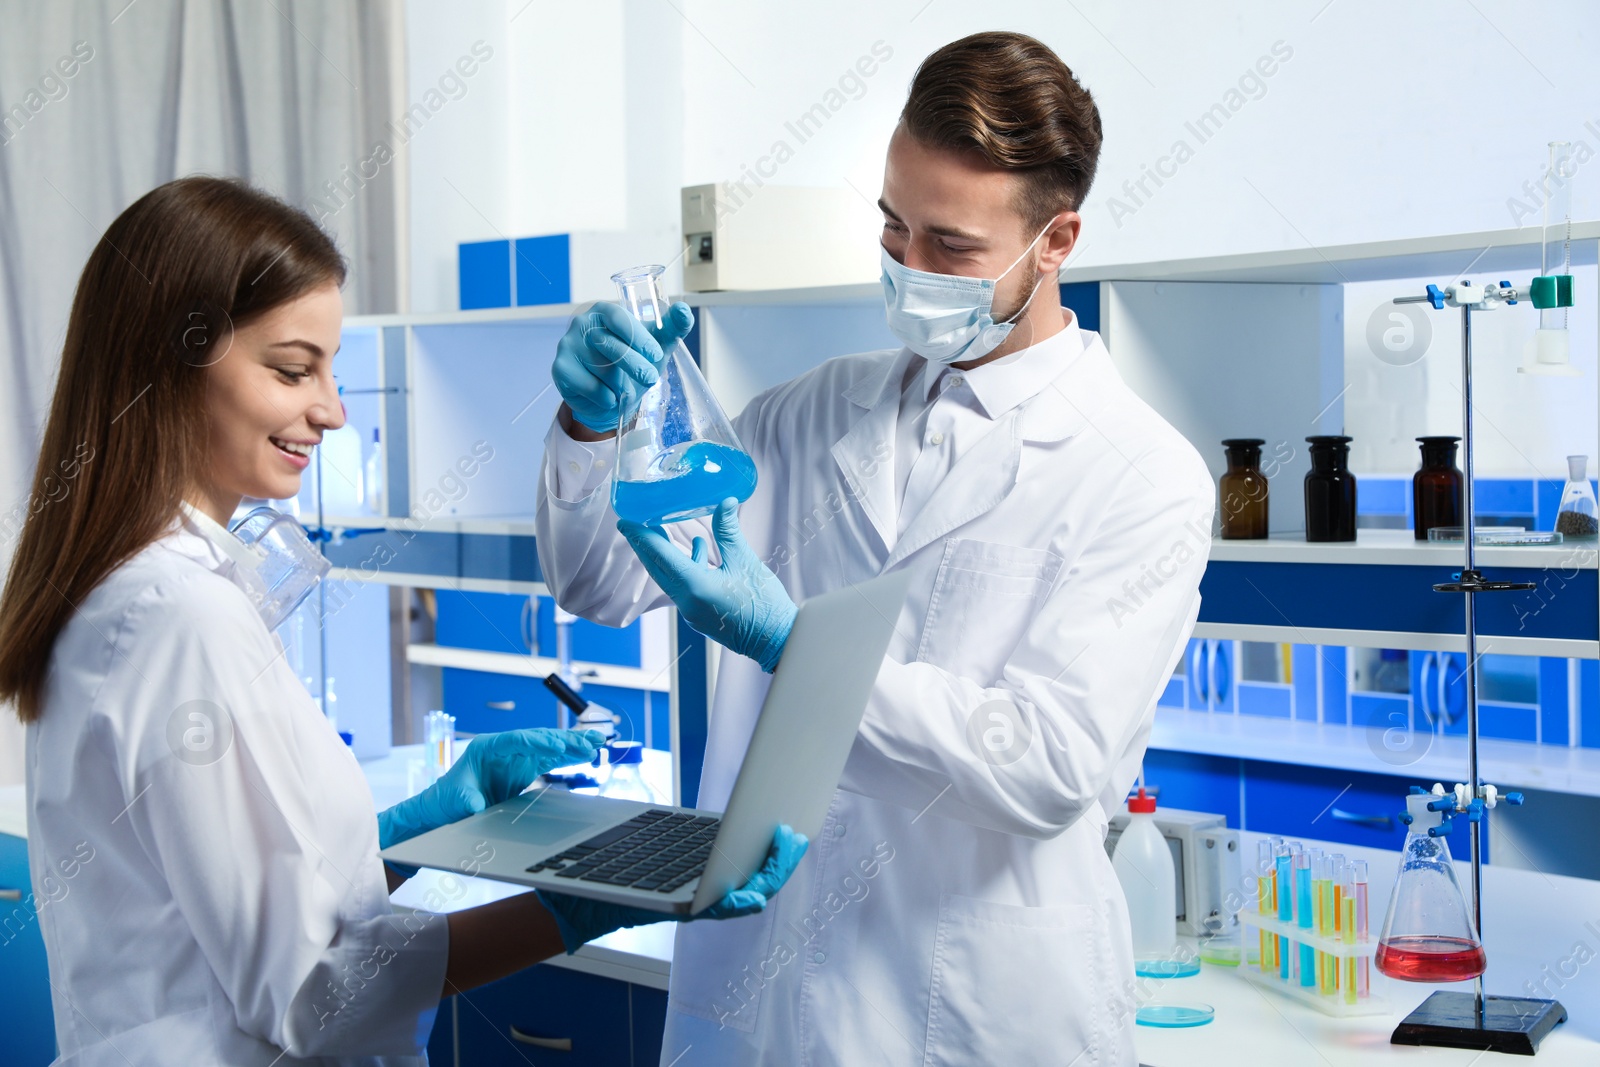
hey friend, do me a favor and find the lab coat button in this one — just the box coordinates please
[567,461,581,474]
[812,951,826,964]
[930,432,945,446]
[833,823,846,837]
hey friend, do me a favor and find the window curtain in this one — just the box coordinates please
[0,0,406,783]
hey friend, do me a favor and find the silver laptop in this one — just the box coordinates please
[381,569,912,915]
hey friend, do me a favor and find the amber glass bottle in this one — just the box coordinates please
[1412,436,1463,540]
[1219,438,1269,539]
[1304,435,1357,542]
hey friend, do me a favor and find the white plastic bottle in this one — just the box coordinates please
[1112,787,1177,964]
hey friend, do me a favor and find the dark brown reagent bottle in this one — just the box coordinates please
[1304,435,1356,542]
[1412,436,1463,541]
[1219,438,1269,539]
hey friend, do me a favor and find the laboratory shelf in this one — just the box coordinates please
[406,643,671,693]
[1209,528,1598,570]
[319,527,542,586]
[309,513,543,537]
[1197,529,1598,652]
[1150,706,1600,798]
[1060,219,1600,287]
[344,302,584,328]
[1187,622,1597,662]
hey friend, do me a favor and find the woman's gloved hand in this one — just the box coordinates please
[552,300,695,432]
[379,729,605,875]
[618,497,797,673]
[536,825,809,952]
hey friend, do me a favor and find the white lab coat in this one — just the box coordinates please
[25,516,448,1066]
[535,324,1214,1066]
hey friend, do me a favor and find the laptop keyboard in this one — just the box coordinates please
[526,809,720,893]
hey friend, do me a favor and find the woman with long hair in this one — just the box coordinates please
[0,176,802,1065]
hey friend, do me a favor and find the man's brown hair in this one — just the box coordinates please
[900,31,1103,229]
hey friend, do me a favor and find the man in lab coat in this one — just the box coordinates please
[535,31,1213,1066]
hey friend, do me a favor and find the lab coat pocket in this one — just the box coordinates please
[917,539,1063,682]
[664,903,780,1033]
[924,894,1112,1067]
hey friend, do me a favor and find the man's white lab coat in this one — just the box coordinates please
[535,319,1214,1066]
[26,517,448,1065]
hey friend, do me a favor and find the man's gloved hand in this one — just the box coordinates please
[379,729,605,875]
[618,497,796,673]
[536,825,809,952]
[552,301,695,433]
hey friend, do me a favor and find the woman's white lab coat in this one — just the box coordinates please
[26,516,448,1065]
[536,322,1215,1066]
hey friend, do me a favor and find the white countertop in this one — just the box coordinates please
[1151,707,1600,798]
[6,749,1598,1053]
[1138,831,1600,1064]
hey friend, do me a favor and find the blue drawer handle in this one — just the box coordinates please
[510,1025,572,1051]
[486,700,516,711]
[1330,808,1394,830]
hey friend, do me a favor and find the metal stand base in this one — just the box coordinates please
[1391,992,1567,1055]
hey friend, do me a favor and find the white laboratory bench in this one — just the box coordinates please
[6,752,1600,1061]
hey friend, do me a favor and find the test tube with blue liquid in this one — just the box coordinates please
[1276,841,1294,981]
[1297,846,1316,987]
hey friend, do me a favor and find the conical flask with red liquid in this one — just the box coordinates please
[1375,786,1486,983]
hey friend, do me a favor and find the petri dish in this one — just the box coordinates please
[1134,958,1201,978]
[1136,1003,1215,1028]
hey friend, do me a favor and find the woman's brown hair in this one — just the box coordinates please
[901,31,1104,228]
[0,177,345,722]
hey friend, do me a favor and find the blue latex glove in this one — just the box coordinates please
[536,825,809,953]
[618,498,797,673]
[553,300,695,432]
[379,729,604,875]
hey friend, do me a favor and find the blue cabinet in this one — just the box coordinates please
[1142,750,1483,859]
[437,591,644,666]
[0,833,56,1066]
[432,965,666,1066]
[1240,760,1480,858]
[442,668,559,736]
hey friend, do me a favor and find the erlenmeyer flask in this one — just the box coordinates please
[1556,455,1598,539]
[609,264,757,526]
[1375,788,1485,983]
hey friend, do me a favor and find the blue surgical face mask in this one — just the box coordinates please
[880,221,1053,365]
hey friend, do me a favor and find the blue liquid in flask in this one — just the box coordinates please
[612,442,758,526]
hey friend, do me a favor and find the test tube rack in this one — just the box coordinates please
[1237,911,1387,1017]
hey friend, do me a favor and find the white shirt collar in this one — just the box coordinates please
[158,506,245,580]
[916,309,1086,420]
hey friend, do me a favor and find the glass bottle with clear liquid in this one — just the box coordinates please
[1375,788,1486,983]
[597,740,661,804]
[1556,455,1598,539]
[610,265,757,526]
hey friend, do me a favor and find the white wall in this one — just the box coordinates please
[401,0,1600,475]
[405,0,684,311]
[674,0,1600,269]
[406,0,1600,306]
